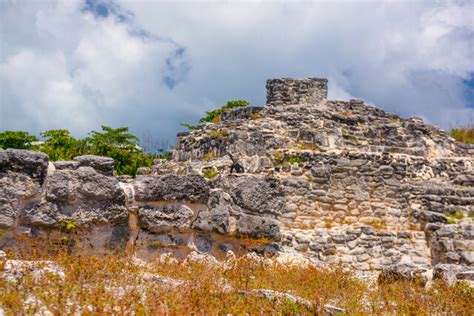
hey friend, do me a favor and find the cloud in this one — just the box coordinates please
[1,0,191,140]
[1,0,473,145]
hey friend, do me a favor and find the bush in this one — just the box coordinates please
[40,129,87,161]
[450,126,474,144]
[199,100,249,123]
[0,131,38,149]
[0,126,160,177]
[181,100,250,130]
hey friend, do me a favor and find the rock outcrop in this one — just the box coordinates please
[1,77,472,283]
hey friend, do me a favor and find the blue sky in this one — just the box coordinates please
[1,0,473,146]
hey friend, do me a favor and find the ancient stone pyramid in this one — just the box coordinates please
[1,77,473,282]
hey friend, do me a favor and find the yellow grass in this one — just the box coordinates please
[1,243,473,314]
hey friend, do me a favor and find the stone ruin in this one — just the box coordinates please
[1,77,473,283]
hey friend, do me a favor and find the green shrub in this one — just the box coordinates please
[198,100,249,124]
[203,168,219,179]
[1,126,160,177]
[450,126,474,144]
[0,131,38,149]
[180,123,197,130]
[40,129,87,160]
[285,155,305,165]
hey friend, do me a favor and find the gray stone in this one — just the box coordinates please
[134,174,210,203]
[73,155,114,176]
[237,214,281,241]
[53,160,80,170]
[216,175,286,216]
[0,149,48,183]
[378,264,428,285]
[138,204,194,232]
[192,189,232,234]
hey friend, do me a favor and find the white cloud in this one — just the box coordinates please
[1,0,473,143]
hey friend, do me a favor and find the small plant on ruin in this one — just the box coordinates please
[180,122,197,130]
[203,168,219,179]
[294,140,318,151]
[444,211,465,224]
[250,112,263,120]
[272,151,285,164]
[365,218,388,230]
[203,151,217,161]
[450,125,474,144]
[207,129,229,138]
[285,155,305,165]
[323,218,334,229]
[64,220,77,233]
[199,100,249,123]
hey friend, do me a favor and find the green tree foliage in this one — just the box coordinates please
[181,100,249,130]
[40,129,87,161]
[86,126,153,176]
[0,126,163,177]
[198,100,249,123]
[0,131,38,149]
[450,126,474,144]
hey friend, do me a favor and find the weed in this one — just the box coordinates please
[250,112,263,120]
[203,168,219,179]
[272,151,285,164]
[285,155,305,165]
[203,151,217,161]
[444,211,465,224]
[208,130,228,138]
[180,122,197,130]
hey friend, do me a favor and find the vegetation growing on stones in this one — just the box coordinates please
[199,100,249,123]
[450,126,474,144]
[202,168,219,179]
[180,100,249,130]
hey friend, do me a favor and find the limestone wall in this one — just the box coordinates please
[266,78,328,106]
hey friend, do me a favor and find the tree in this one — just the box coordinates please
[39,129,86,161]
[87,126,152,176]
[0,131,38,149]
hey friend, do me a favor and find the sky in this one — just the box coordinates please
[1,0,473,148]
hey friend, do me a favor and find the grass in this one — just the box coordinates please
[450,126,474,144]
[0,243,473,314]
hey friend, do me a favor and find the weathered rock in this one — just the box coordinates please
[18,166,127,228]
[378,263,429,285]
[215,175,286,216]
[237,214,281,241]
[73,155,115,176]
[134,174,210,203]
[192,189,233,234]
[138,204,194,232]
[0,149,48,183]
[53,160,80,170]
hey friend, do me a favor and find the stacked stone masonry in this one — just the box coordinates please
[1,77,473,283]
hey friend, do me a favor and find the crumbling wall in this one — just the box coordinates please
[266,78,328,106]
